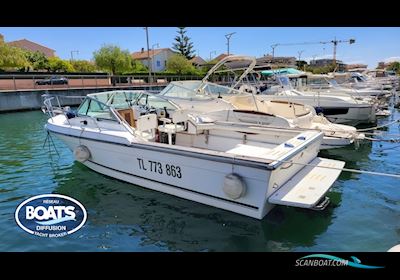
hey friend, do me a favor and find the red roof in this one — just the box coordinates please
[213,53,229,61]
[131,48,175,60]
[7,39,55,57]
[190,56,206,65]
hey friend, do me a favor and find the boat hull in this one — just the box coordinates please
[324,106,376,126]
[49,125,323,220]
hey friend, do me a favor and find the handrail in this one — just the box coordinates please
[0,73,202,91]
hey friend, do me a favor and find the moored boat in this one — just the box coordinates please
[43,90,345,219]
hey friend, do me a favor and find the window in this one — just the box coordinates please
[77,98,90,116]
[164,60,167,67]
[77,98,116,121]
[156,60,161,67]
[136,93,177,110]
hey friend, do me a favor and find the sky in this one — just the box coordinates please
[1,27,399,68]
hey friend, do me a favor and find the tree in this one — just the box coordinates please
[166,54,197,74]
[387,61,400,75]
[24,51,49,71]
[306,64,335,74]
[46,57,74,72]
[0,42,30,70]
[130,60,148,73]
[172,27,195,60]
[93,45,132,75]
[296,60,308,70]
[71,60,97,72]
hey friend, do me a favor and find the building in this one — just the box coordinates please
[346,64,368,71]
[256,55,297,68]
[0,34,4,43]
[131,48,177,72]
[7,39,55,57]
[309,58,346,72]
[190,56,207,67]
[212,53,229,62]
[310,58,343,67]
[376,61,395,69]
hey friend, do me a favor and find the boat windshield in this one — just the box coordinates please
[77,90,178,120]
[135,93,178,110]
[86,90,177,110]
[159,79,255,101]
[77,97,117,121]
[351,74,367,82]
[329,79,340,87]
[159,81,213,99]
[107,91,142,109]
[277,76,293,90]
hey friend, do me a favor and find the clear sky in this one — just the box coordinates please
[1,27,399,68]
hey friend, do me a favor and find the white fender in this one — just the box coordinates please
[223,173,246,200]
[388,244,400,252]
[74,145,91,162]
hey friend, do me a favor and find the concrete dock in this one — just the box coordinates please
[0,85,165,112]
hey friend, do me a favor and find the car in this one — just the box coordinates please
[36,76,68,85]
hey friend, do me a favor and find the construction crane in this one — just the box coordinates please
[270,37,356,66]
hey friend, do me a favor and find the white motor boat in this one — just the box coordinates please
[307,74,391,98]
[43,91,344,219]
[159,80,363,149]
[260,75,377,126]
[334,72,394,92]
[158,56,364,149]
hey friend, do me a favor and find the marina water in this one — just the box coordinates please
[0,110,399,251]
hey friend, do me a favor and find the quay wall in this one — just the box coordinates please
[0,86,165,112]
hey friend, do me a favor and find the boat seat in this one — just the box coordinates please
[135,114,158,141]
[158,110,188,145]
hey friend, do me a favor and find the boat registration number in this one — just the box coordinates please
[137,158,182,179]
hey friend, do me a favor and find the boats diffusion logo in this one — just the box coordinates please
[295,254,384,269]
[15,194,87,238]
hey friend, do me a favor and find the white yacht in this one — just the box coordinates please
[159,80,363,149]
[178,55,364,148]
[43,91,344,220]
[307,74,391,98]
[334,72,394,92]
[260,74,377,126]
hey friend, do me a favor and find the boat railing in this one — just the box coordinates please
[80,95,136,136]
[42,93,138,136]
[42,94,87,124]
[199,55,257,92]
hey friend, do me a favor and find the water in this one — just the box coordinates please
[0,110,399,252]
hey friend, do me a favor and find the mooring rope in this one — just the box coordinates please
[375,144,400,152]
[363,136,400,143]
[274,158,400,179]
[356,118,400,132]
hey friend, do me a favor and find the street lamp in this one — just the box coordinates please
[144,27,151,83]
[312,54,317,65]
[270,44,278,58]
[225,32,236,55]
[151,43,159,80]
[297,50,305,62]
[209,51,216,61]
[70,50,79,61]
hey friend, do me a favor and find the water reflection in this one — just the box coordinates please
[54,163,337,251]
[2,110,399,251]
[320,141,373,181]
